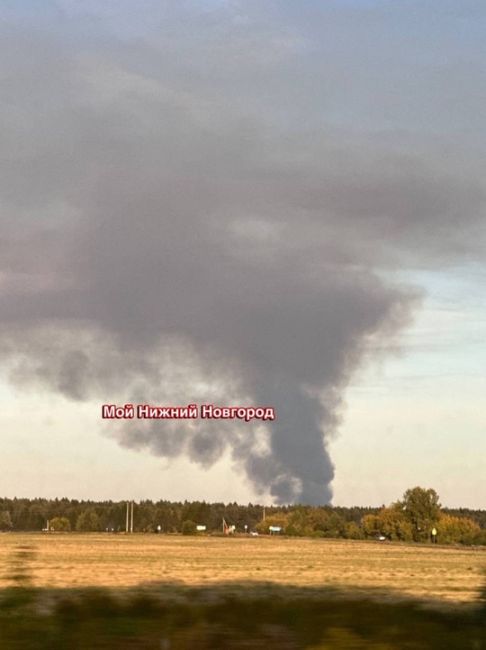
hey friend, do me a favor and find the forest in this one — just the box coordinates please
[1,488,485,545]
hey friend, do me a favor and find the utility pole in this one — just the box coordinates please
[130,501,134,533]
[126,502,129,533]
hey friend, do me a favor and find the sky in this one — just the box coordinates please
[0,1,485,508]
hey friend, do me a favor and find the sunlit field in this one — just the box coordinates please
[2,534,486,648]
[1,533,485,603]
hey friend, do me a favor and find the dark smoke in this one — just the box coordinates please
[0,3,484,503]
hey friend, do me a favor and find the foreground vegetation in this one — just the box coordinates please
[1,581,486,649]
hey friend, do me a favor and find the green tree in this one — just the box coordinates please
[344,521,364,540]
[286,507,312,536]
[75,509,101,532]
[0,510,13,531]
[399,487,441,542]
[49,517,71,532]
[319,511,346,538]
[181,520,197,535]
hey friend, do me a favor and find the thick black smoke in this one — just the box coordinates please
[0,3,484,503]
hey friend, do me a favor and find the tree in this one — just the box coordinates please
[377,506,414,542]
[438,515,480,545]
[0,510,13,531]
[181,520,197,535]
[75,509,101,532]
[399,487,441,542]
[255,513,289,534]
[319,511,346,538]
[49,517,71,532]
[286,508,312,536]
[362,514,382,538]
[344,522,364,540]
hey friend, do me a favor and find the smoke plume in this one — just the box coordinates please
[0,2,484,503]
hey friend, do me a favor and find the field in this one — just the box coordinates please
[1,533,486,604]
[2,534,486,648]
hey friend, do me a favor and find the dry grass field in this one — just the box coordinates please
[1,533,486,604]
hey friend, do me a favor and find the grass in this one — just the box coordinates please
[1,582,486,649]
[1,535,486,648]
[1,534,485,603]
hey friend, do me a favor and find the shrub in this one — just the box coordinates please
[49,517,71,532]
[181,520,197,535]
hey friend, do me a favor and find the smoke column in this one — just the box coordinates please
[0,3,484,503]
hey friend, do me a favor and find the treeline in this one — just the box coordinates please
[0,497,378,534]
[0,488,485,546]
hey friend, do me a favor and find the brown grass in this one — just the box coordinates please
[1,533,485,603]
